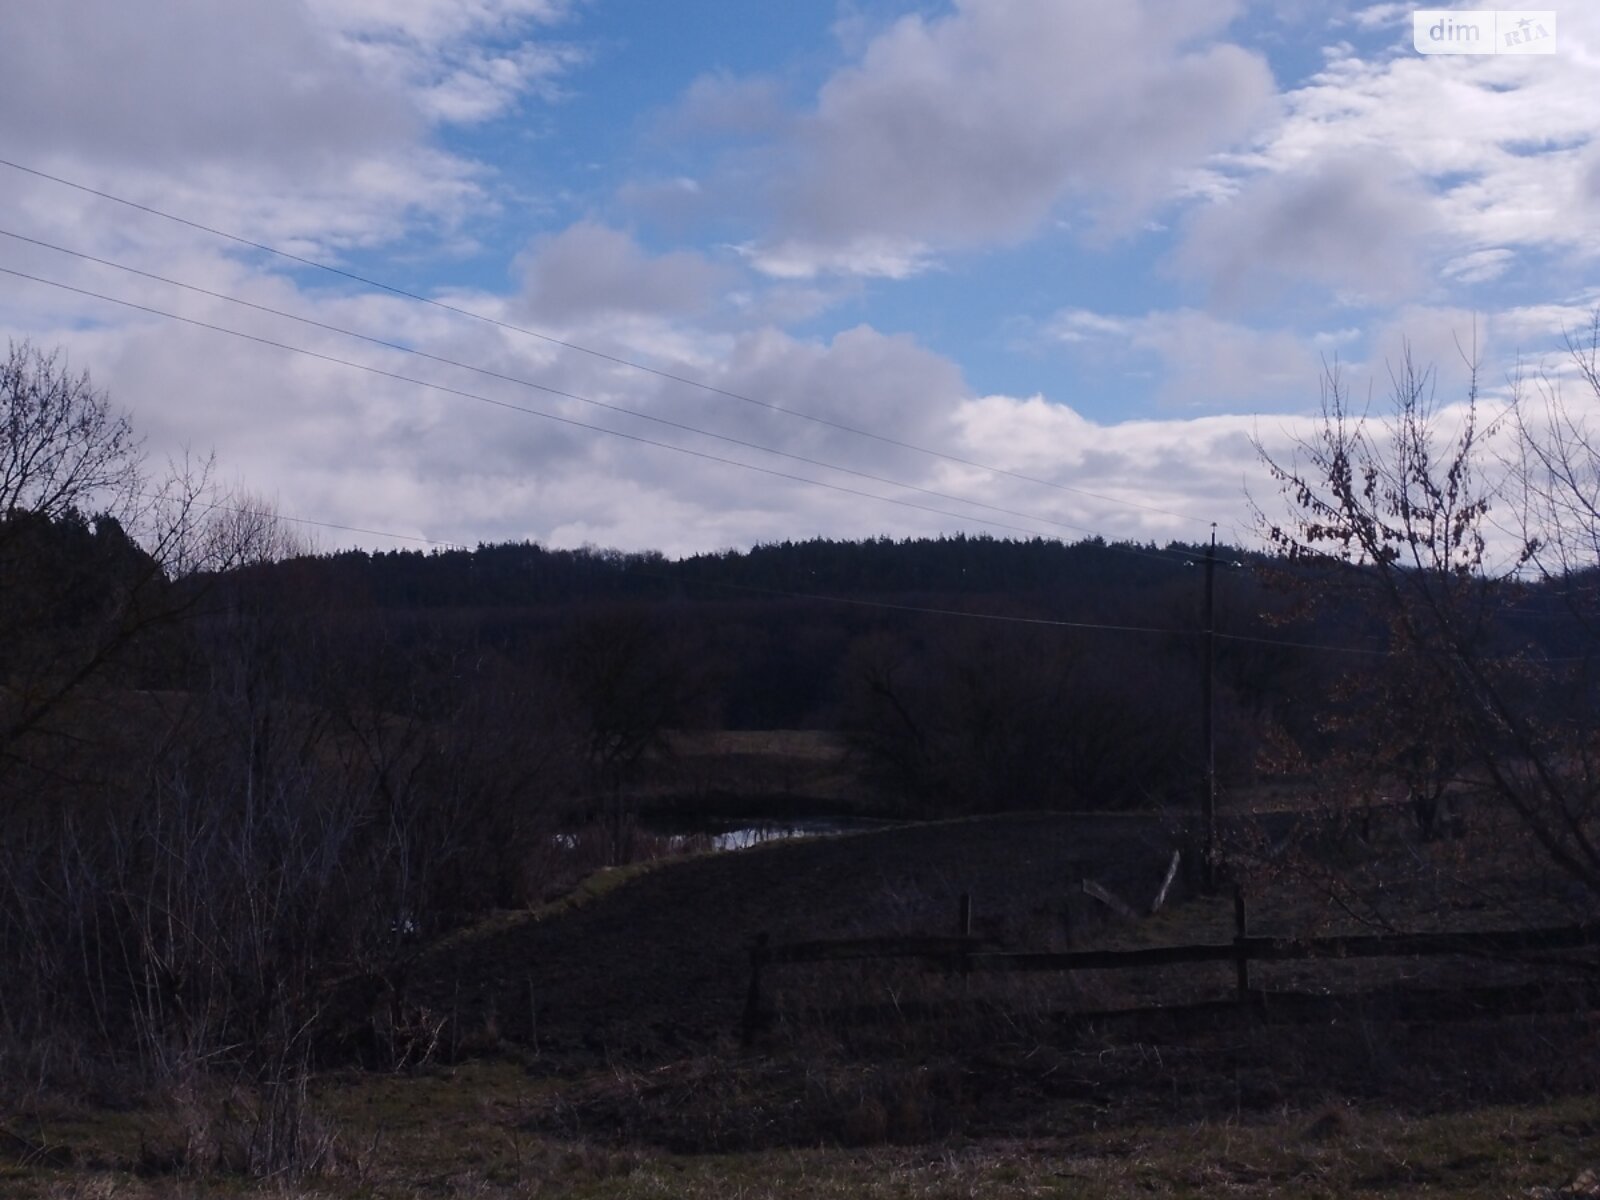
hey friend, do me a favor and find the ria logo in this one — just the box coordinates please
[1412,9,1557,54]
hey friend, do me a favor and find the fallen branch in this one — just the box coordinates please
[1082,878,1137,920]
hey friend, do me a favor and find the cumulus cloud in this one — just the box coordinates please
[1177,17,1600,307]
[696,325,971,470]
[1174,150,1442,305]
[744,0,1276,276]
[517,222,732,322]
[1040,301,1555,424]
[320,0,585,126]
[668,72,792,139]
[0,0,413,169]
[950,392,1297,544]
[0,0,585,255]
[1059,309,1330,408]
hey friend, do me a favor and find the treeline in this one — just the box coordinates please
[294,532,1183,608]
[210,534,1296,802]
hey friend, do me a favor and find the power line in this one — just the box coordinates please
[1214,629,1388,657]
[0,227,1177,551]
[0,154,1208,527]
[0,263,1188,561]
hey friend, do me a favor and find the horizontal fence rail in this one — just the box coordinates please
[969,924,1600,973]
[740,895,1600,1039]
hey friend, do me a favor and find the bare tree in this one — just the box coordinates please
[1507,310,1600,587]
[0,340,141,523]
[552,608,700,862]
[1257,335,1600,907]
[0,352,298,804]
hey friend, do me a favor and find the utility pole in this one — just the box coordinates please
[1201,525,1217,891]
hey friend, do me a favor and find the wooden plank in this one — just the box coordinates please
[971,942,1241,972]
[1149,850,1182,915]
[766,935,981,965]
[1082,878,1138,920]
[962,924,1600,974]
[762,925,1600,973]
[1246,924,1600,963]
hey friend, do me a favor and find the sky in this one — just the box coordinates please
[1,0,1598,559]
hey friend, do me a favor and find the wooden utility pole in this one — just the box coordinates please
[1202,525,1218,891]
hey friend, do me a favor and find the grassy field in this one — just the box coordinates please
[6,1061,1600,1197]
[5,805,1599,1196]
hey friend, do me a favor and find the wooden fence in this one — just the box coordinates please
[742,889,1600,1039]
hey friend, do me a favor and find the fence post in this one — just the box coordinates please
[958,893,973,983]
[742,931,771,1044]
[1233,885,1249,1000]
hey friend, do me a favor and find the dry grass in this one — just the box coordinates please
[6,1067,1600,1198]
[9,795,1600,1197]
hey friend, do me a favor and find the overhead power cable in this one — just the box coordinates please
[0,227,1182,552]
[0,154,1207,527]
[0,263,1187,561]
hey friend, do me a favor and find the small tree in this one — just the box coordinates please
[1257,336,1600,908]
[552,608,700,862]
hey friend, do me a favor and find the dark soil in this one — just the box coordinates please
[370,809,1600,1153]
[405,812,1194,1060]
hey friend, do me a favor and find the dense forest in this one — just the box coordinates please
[8,508,1596,822]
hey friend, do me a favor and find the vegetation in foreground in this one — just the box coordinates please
[8,327,1600,1194]
[5,1043,1600,1197]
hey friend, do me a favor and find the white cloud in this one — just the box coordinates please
[1176,17,1600,305]
[668,72,792,139]
[311,0,574,45]
[1048,308,1336,409]
[951,392,1295,543]
[323,0,585,127]
[1346,4,1410,32]
[416,43,584,124]
[740,0,1276,276]
[1049,310,1135,343]
[1442,248,1516,284]
[517,222,732,322]
[0,0,414,170]
[735,236,933,282]
[0,0,585,257]
[1175,149,1442,305]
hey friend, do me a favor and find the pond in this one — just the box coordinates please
[641,814,897,851]
[550,814,903,857]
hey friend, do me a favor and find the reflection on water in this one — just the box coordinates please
[554,816,891,854]
[682,817,886,851]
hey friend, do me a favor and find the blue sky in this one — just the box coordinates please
[1,1,1598,556]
